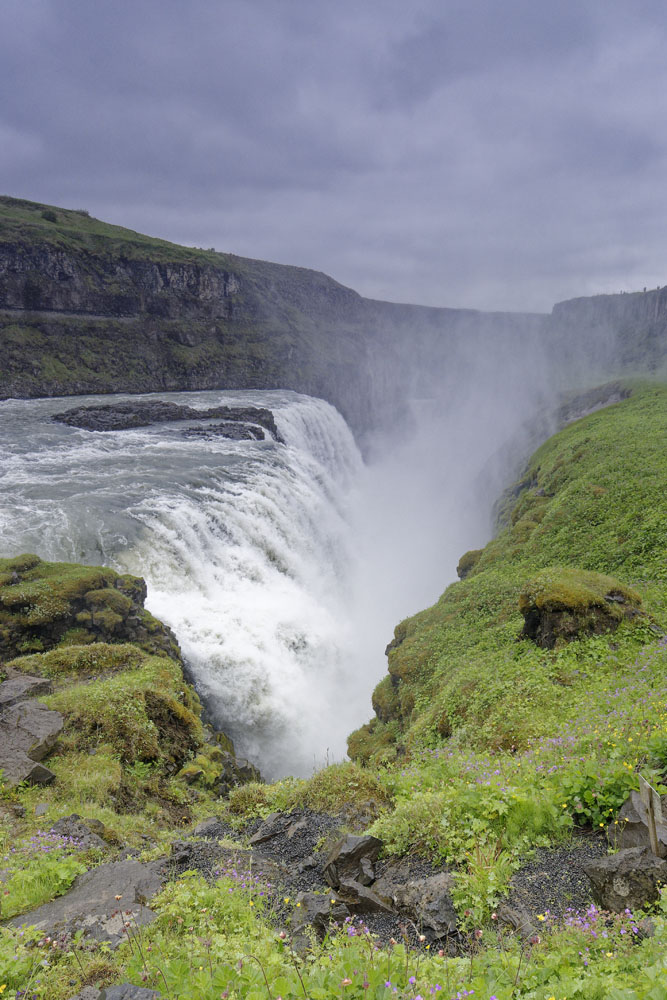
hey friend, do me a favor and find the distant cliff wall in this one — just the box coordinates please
[1,196,664,440]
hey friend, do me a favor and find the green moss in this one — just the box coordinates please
[519,567,641,615]
[456,548,483,579]
[6,642,144,679]
[43,653,202,765]
[349,382,667,760]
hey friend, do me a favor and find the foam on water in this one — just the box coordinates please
[0,390,365,777]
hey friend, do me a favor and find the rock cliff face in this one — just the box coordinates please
[1,195,664,438]
[0,197,544,437]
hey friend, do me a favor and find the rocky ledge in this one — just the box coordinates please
[51,400,284,442]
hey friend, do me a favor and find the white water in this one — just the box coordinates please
[0,381,544,778]
[0,390,373,777]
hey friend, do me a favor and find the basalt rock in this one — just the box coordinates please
[49,814,109,851]
[0,699,63,760]
[52,401,283,442]
[322,834,383,889]
[607,791,667,858]
[519,567,643,649]
[0,669,52,708]
[10,859,166,947]
[584,847,667,912]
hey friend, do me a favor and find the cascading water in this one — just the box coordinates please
[0,373,548,779]
[0,390,368,778]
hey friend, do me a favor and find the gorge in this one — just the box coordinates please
[1,196,667,1000]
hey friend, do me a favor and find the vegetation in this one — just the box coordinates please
[1,381,666,997]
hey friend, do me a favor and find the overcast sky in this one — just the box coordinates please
[3,0,667,312]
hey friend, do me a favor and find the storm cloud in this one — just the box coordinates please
[3,0,667,311]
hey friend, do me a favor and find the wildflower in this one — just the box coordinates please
[419,933,426,942]
[341,979,353,987]
[409,976,416,985]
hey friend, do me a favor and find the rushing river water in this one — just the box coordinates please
[0,389,375,777]
[0,385,517,778]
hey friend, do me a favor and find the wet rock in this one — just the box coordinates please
[10,859,165,947]
[584,847,667,912]
[0,670,52,708]
[323,834,383,889]
[182,421,264,441]
[0,699,63,760]
[49,814,108,850]
[607,791,667,858]
[52,401,283,442]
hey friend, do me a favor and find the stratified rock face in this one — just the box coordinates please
[0,196,551,440]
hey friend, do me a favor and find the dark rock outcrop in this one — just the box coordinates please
[52,400,283,442]
[584,847,667,912]
[1,698,63,760]
[608,791,667,858]
[322,834,383,889]
[49,814,109,851]
[519,567,643,649]
[9,859,166,946]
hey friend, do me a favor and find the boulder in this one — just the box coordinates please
[289,891,350,953]
[0,700,63,760]
[10,859,165,947]
[336,878,393,913]
[584,847,667,912]
[519,568,642,649]
[49,814,109,850]
[0,670,52,708]
[68,987,160,1000]
[0,745,55,786]
[607,791,667,858]
[249,811,292,846]
[322,834,383,889]
[373,866,457,937]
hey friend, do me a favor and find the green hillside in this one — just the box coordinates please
[1,383,666,998]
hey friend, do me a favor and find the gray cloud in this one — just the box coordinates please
[2,0,667,310]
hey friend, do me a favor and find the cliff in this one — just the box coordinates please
[1,195,665,440]
[0,195,545,437]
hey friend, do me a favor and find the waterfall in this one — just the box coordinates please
[0,390,365,778]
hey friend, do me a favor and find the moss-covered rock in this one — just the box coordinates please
[0,554,179,660]
[519,567,643,649]
[456,549,483,580]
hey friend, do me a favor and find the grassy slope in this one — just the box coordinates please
[2,384,667,999]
